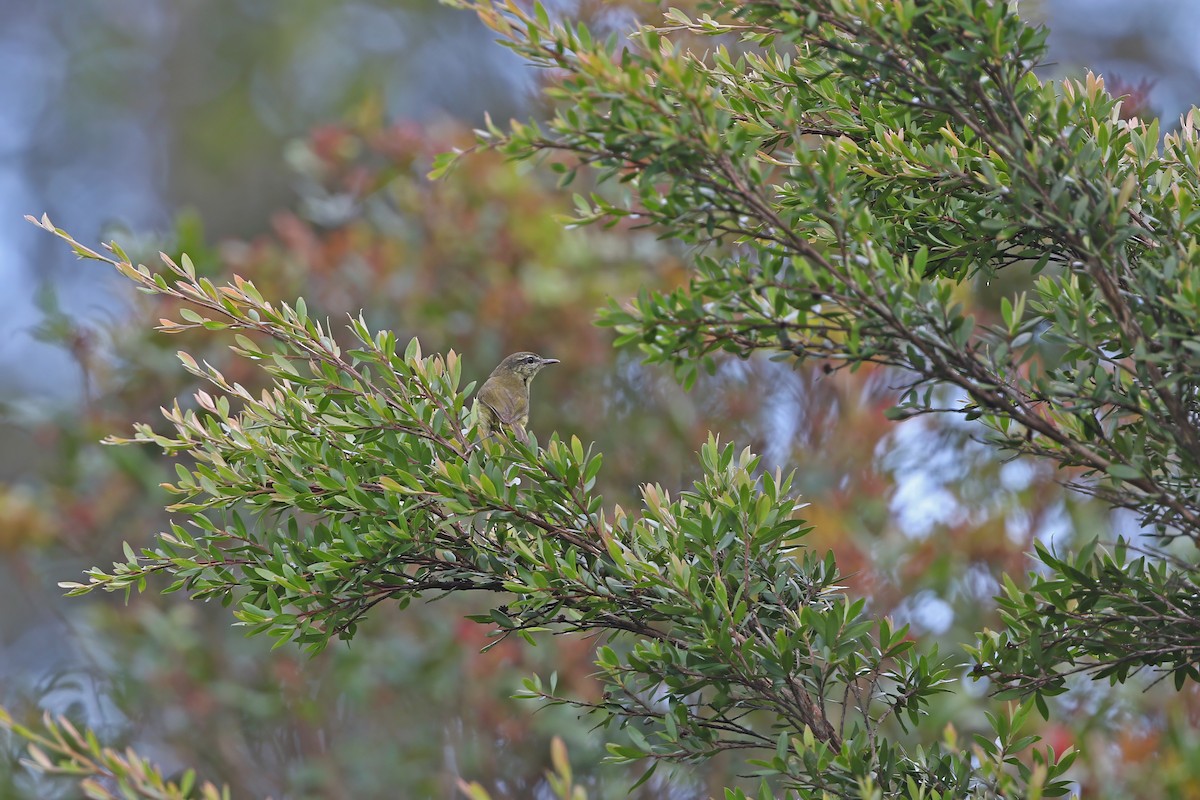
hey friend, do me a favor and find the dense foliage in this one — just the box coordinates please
[7,0,1200,797]
[452,0,1200,702]
[3,124,708,799]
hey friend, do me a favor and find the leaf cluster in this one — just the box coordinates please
[0,707,230,800]
[454,0,1200,703]
[27,214,1076,796]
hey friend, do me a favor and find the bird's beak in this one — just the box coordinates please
[542,358,560,365]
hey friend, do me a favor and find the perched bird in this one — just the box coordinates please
[473,352,559,443]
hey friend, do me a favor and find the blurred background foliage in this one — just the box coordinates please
[3,0,1200,797]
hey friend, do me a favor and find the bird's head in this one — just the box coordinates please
[494,352,559,383]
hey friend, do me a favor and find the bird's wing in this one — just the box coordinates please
[476,379,528,426]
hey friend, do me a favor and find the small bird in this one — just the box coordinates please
[473,352,559,443]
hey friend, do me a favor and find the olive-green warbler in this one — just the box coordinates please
[472,352,559,442]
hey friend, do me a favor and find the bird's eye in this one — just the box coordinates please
[524,356,537,363]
